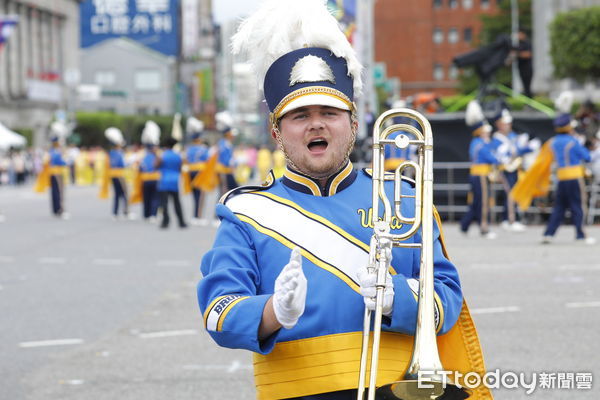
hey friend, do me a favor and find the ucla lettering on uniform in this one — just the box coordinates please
[357,208,403,230]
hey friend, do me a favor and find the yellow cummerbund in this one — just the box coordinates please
[384,158,405,172]
[49,166,67,175]
[215,164,233,174]
[470,164,492,176]
[140,171,160,181]
[109,168,126,178]
[557,165,584,181]
[253,331,412,400]
[188,162,206,172]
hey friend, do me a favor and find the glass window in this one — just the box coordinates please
[135,70,161,91]
[94,70,116,87]
[449,65,459,79]
[448,28,459,43]
[449,0,458,8]
[433,0,442,7]
[464,27,473,42]
[433,64,444,80]
[481,0,490,9]
[462,0,473,9]
[433,28,444,44]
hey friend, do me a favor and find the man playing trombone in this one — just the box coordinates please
[197,1,490,399]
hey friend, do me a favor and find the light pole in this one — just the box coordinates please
[511,0,521,97]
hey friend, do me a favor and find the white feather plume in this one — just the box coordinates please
[105,127,124,146]
[466,100,486,126]
[215,111,234,131]
[186,117,205,135]
[141,121,161,145]
[231,0,363,95]
[50,121,70,139]
[554,91,574,114]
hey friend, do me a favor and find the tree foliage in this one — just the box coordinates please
[550,6,600,82]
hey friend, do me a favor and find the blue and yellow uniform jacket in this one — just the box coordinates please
[198,163,490,399]
[187,144,209,173]
[158,149,182,192]
[49,149,67,174]
[469,137,499,176]
[217,138,234,173]
[550,133,591,181]
[139,152,160,182]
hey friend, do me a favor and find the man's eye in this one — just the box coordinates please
[293,114,307,120]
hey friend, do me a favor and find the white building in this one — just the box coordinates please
[0,0,80,146]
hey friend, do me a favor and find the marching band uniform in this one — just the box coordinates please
[198,1,491,399]
[34,121,70,219]
[103,128,131,219]
[460,101,499,238]
[542,114,593,244]
[185,117,209,224]
[510,91,596,245]
[157,138,187,229]
[138,121,161,221]
[489,109,537,231]
[215,111,238,195]
[48,138,68,218]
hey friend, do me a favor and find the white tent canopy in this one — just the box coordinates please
[0,122,26,150]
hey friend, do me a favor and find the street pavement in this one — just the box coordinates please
[0,183,598,399]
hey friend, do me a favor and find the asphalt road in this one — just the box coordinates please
[0,183,598,400]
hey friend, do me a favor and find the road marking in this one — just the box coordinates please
[38,257,66,264]
[19,338,84,348]
[470,306,520,315]
[156,260,191,267]
[182,361,252,372]
[565,301,600,309]
[137,329,198,339]
[59,379,84,385]
[0,256,15,263]
[92,258,125,266]
[559,265,600,271]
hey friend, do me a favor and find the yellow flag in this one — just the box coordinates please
[192,153,219,192]
[510,140,554,211]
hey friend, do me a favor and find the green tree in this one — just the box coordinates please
[550,7,600,82]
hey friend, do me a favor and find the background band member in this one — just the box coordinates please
[104,127,133,220]
[157,137,187,229]
[139,121,161,222]
[185,117,209,225]
[460,100,500,239]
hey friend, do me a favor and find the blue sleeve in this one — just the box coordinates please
[481,144,500,164]
[197,204,281,354]
[381,216,463,336]
[574,142,591,163]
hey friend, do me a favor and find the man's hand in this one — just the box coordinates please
[273,247,307,329]
[357,266,395,317]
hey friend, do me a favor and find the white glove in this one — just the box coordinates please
[357,266,395,317]
[273,247,307,329]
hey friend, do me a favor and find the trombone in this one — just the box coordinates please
[357,108,468,400]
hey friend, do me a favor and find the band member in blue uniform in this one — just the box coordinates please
[542,113,594,244]
[489,109,539,232]
[185,117,209,225]
[460,100,500,239]
[197,1,491,399]
[48,127,70,219]
[139,121,161,222]
[104,127,132,220]
[215,111,238,195]
[157,137,187,229]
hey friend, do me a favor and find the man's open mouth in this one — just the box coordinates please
[307,138,328,152]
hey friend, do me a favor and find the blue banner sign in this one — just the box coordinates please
[80,0,179,56]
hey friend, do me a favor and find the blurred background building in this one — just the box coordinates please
[0,0,80,145]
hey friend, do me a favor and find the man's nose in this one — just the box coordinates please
[308,114,325,130]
